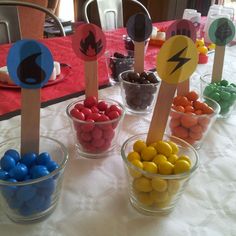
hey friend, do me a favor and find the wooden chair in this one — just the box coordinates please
[0,0,65,44]
[82,0,151,30]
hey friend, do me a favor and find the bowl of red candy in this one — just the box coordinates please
[167,91,220,149]
[106,51,134,83]
[119,70,160,114]
[0,136,68,223]
[66,96,125,158]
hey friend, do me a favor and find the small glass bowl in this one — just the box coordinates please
[66,98,125,158]
[105,51,134,84]
[200,73,236,118]
[123,35,149,54]
[0,136,68,223]
[119,70,160,114]
[121,133,199,215]
[167,96,220,149]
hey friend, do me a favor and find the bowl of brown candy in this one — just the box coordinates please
[119,70,160,114]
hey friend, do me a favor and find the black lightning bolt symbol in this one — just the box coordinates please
[167,47,191,75]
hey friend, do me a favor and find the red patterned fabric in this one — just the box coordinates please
[0,20,205,120]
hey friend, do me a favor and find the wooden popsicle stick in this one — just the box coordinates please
[85,60,98,99]
[146,82,176,144]
[212,45,225,83]
[146,35,198,144]
[7,40,54,156]
[21,89,40,154]
[177,79,190,96]
[71,23,106,99]
[134,41,145,74]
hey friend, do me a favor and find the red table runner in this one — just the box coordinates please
[0,19,204,120]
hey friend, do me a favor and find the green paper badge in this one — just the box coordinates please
[209,18,235,46]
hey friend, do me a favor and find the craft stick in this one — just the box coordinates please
[72,23,106,99]
[177,80,190,96]
[21,89,40,154]
[7,40,54,155]
[85,60,98,98]
[212,45,225,83]
[166,19,196,95]
[146,35,198,145]
[208,18,235,83]
[126,13,152,73]
[134,41,145,73]
[147,82,176,143]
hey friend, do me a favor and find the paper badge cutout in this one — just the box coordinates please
[166,19,196,42]
[7,40,54,89]
[209,18,235,46]
[72,23,106,61]
[156,35,198,84]
[126,13,152,42]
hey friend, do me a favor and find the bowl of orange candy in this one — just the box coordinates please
[195,38,215,64]
[167,91,220,149]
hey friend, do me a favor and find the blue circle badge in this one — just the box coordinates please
[7,40,54,89]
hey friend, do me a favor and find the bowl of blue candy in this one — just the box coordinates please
[0,136,68,223]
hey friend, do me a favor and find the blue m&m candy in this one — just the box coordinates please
[0,149,59,216]
[0,169,9,180]
[21,152,37,168]
[4,149,20,163]
[0,155,16,171]
[36,152,51,166]
[9,163,28,181]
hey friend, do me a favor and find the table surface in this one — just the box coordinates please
[1,25,236,235]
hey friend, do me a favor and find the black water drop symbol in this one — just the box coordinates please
[215,21,233,43]
[17,52,46,85]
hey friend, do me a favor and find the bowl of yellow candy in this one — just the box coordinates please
[121,133,199,215]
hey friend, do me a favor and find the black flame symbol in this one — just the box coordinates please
[215,21,233,43]
[17,52,46,85]
[80,31,103,57]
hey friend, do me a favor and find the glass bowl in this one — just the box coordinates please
[105,50,134,84]
[200,73,236,118]
[167,96,220,149]
[119,70,160,114]
[121,133,199,215]
[0,136,68,223]
[66,97,125,158]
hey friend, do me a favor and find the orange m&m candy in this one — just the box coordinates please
[180,115,198,128]
[172,126,188,139]
[186,91,199,101]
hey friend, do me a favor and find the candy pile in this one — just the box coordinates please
[127,139,191,207]
[195,38,215,64]
[108,52,134,82]
[0,149,59,216]
[122,35,149,52]
[121,71,159,111]
[169,91,215,146]
[203,80,236,116]
[69,96,124,153]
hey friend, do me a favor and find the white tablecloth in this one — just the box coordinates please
[0,46,236,236]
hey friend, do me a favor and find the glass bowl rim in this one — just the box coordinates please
[66,97,126,124]
[0,135,68,186]
[121,132,199,180]
[200,73,236,91]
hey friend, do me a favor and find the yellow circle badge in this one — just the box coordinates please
[156,35,198,84]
